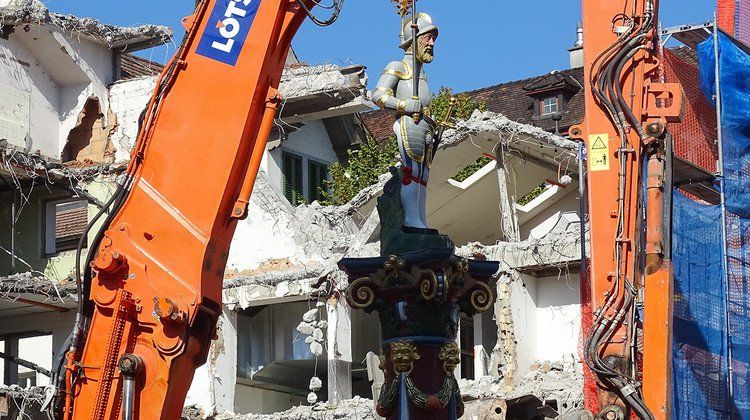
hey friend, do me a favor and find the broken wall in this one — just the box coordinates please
[0,30,62,154]
[265,119,339,201]
[510,272,581,378]
[60,98,116,164]
[226,172,363,277]
[109,76,158,162]
[0,10,132,160]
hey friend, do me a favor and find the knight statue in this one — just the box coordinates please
[372,12,439,234]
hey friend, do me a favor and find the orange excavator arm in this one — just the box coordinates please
[56,1,324,418]
[573,0,683,419]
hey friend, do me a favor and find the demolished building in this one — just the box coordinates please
[0,3,589,417]
[0,2,723,419]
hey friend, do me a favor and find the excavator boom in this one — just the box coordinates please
[61,1,319,418]
[574,0,683,418]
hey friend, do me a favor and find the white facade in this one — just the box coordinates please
[0,24,114,159]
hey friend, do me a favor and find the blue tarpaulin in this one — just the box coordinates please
[672,31,750,418]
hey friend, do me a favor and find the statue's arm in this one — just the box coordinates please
[372,61,422,114]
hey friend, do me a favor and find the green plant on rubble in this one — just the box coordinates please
[321,88,485,206]
[321,135,400,206]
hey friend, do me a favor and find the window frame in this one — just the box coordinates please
[540,95,560,116]
[41,197,88,258]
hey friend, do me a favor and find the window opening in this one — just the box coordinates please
[44,199,88,256]
[541,96,559,116]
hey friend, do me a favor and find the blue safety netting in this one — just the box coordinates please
[672,31,750,419]
[672,192,729,419]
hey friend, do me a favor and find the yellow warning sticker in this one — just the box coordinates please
[589,134,610,172]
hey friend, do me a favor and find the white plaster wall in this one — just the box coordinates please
[519,189,581,240]
[0,26,116,159]
[109,76,158,161]
[0,36,60,154]
[511,271,581,378]
[266,119,337,197]
[17,335,52,386]
[227,177,300,273]
[54,32,114,153]
[534,273,581,363]
[510,276,538,378]
[185,309,238,415]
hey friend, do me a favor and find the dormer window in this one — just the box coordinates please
[523,71,582,121]
[541,96,559,116]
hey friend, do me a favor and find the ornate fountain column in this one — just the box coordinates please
[339,169,498,419]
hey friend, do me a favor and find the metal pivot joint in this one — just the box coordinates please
[118,354,144,420]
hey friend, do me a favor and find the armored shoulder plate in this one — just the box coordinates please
[383,60,412,81]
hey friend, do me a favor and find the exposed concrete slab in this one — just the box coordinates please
[0,272,75,301]
[459,360,585,417]
[0,0,172,50]
[456,223,586,272]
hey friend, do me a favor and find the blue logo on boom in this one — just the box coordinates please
[196,0,259,66]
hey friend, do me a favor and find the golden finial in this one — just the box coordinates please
[391,0,413,17]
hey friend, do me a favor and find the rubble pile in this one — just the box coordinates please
[280,64,368,100]
[459,360,585,416]
[222,171,388,310]
[0,272,76,301]
[183,396,378,420]
[0,386,49,420]
[440,110,579,152]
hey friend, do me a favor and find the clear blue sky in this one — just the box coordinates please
[43,1,715,92]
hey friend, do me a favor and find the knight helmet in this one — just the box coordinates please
[399,13,439,50]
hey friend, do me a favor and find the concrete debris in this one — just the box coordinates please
[0,272,75,301]
[456,222,587,272]
[109,76,160,162]
[187,362,582,420]
[0,0,172,48]
[1,142,126,182]
[280,64,367,100]
[0,385,48,420]
[223,172,386,307]
[199,396,379,420]
[459,360,585,416]
[440,110,580,152]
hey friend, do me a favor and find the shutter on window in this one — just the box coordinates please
[283,152,293,202]
[283,152,304,205]
[308,160,329,202]
[309,161,319,202]
[293,155,303,204]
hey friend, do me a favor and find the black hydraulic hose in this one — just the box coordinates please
[295,0,345,26]
[0,350,53,378]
